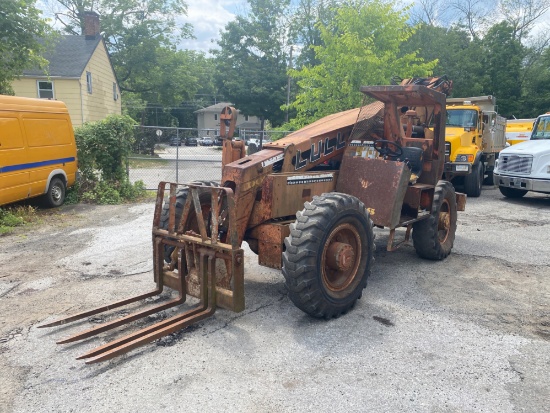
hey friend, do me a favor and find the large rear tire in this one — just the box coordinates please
[464,161,483,197]
[412,181,457,260]
[499,186,527,198]
[282,193,374,319]
[160,180,218,263]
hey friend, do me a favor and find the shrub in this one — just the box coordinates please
[72,115,147,204]
[0,206,37,235]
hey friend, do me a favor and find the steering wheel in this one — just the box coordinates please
[373,140,403,158]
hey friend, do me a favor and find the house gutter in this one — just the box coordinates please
[78,79,85,125]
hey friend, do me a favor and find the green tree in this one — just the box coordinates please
[49,0,206,123]
[288,0,339,68]
[288,0,437,128]
[521,46,550,117]
[0,0,52,94]
[401,24,487,98]
[481,22,525,117]
[213,0,292,129]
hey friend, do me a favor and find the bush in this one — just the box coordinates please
[0,206,37,235]
[72,115,147,204]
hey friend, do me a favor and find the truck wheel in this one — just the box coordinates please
[499,186,527,198]
[412,181,457,260]
[282,193,374,319]
[483,170,494,185]
[44,177,66,208]
[159,181,218,263]
[464,162,483,197]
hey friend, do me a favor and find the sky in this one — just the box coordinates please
[177,0,242,53]
[38,0,550,55]
[37,0,244,54]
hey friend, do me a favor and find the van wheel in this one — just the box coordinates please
[45,178,66,207]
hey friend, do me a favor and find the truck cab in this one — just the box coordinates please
[443,96,507,197]
[494,112,550,198]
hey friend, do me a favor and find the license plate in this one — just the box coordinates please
[455,165,469,172]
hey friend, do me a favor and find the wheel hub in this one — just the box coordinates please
[326,242,355,271]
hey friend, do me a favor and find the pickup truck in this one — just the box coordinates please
[494,112,550,198]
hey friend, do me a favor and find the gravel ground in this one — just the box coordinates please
[0,185,549,413]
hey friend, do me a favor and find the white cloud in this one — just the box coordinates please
[37,0,242,55]
[177,0,243,54]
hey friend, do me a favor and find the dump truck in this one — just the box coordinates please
[505,118,535,146]
[41,78,466,363]
[443,96,507,197]
[494,112,550,198]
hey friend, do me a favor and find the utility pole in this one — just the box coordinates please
[286,46,293,124]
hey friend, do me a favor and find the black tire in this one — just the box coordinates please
[160,180,218,263]
[412,181,457,260]
[247,142,259,155]
[499,186,527,198]
[44,177,66,208]
[282,193,374,319]
[484,169,494,185]
[464,161,483,197]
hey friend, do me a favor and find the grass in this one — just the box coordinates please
[128,154,170,168]
[0,206,39,235]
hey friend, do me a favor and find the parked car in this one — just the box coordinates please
[200,137,214,146]
[214,136,224,146]
[169,137,182,146]
[185,137,198,146]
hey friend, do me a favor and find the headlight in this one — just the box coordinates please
[456,154,469,162]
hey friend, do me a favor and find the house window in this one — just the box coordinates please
[113,82,118,101]
[245,115,249,121]
[214,114,218,121]
[37,81,54,99]
[86,71,92,93]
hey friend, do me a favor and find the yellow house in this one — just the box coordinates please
[12,12,121,127]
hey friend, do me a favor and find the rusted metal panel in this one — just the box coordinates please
[336,155,411,229]
[249,222,291,269]
[456,192,467,211]
[403,183,434,211]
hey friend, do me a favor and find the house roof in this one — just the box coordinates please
[22,35,102,78]
[238,121,261,129]
[194,102,234,114]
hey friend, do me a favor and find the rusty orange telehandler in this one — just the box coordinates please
[41,77,465,363]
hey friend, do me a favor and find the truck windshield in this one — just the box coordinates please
[531,116,550,140]
[446,109,478,128]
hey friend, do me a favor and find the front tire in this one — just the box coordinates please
[44,177,66,207]
[464,162,483,197]
[412,181,457,260]
[499,186,527,198]
[282,193,374,319]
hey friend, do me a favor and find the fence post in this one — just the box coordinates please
[176,128,179,183]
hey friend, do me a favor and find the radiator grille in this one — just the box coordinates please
[445,142,450,156]
[499,154,533,173]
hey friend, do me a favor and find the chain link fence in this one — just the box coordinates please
[128,126,292,190]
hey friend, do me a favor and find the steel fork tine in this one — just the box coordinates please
[38,289,161,328]
[78,251,217,363]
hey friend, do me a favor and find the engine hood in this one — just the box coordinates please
[502,139,550,156]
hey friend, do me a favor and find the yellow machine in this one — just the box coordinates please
[0,96,78,207]
[505,119,535,146]
[443,96,507,197]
